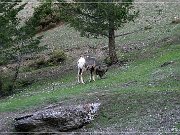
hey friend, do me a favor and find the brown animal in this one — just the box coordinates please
[77,55,108,84]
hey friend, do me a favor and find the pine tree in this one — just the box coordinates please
[0,0,44,94]
[58,0,139,64]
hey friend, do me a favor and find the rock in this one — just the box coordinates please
[14,103,100,133]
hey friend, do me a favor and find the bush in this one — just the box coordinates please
[0,77,13,97]
[28,1,61,33]
[0,59,8,66]
[0,76,35,97]
[36,57,47,68]
[104,56,112,66]
[22,50,67,72]
[0,56,9,66]
[48,50,67,65]
[16,79,34,88]
[28,57,48,70]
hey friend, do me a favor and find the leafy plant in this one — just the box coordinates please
[0,0,45,93]
[0,77,13,97]
[48,49,67,65]
[28,0,61,33]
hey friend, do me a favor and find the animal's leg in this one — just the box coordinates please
[90,67,95,82]
[89,74,92,82]
[90,70,93,82]
[80,68,85,84]
[77,56,86,84]
[92,72,95,81]
[78,68,81,83]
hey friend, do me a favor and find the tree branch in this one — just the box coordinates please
[115,28,144,37]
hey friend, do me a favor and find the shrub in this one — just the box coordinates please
[104,56,112,66]
[0,56,11,66]
[28,0,61,33]
[28,57,48,70]
[16,79,34,88]
[0,77,13,97]
[48,50,67,65]
[0,59,8,66]
[22,50,67,72]
[36,57,47,68]
[0,76,35,97]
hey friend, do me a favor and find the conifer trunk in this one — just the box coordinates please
[108,21,118,64]
[0,77,2,92]
[11,54,22,90]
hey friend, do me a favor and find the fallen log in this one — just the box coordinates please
[14,103,100,133]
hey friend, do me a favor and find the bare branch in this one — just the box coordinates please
[115,28,144,37]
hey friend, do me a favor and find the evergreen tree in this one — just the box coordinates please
[58,0,139,64]
[0,0,44,94]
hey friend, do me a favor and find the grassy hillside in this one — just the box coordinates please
[0,42,179,132]
[0,0,180,133]
[0,41,179,111]
[39,0,180,50]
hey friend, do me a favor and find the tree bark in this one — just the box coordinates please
[11,54,22,90]
[0,77,2,92]
[115,27,144,37]
[108,27,118,65]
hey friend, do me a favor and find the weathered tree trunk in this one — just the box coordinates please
[108,28,118,65]
[108,16,118,65]
[14,103,100,133]
[11,54,22,90]
[0,77,2,92]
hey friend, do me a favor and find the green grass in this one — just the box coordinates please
[0,43,179,112]
[88,90,180,132]
[1,1,180,132]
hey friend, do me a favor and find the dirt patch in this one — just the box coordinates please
[0,111,34,133]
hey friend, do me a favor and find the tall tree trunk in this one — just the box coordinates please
[11,55,22,90]
[108,27,118,65]
[0,77,2,92]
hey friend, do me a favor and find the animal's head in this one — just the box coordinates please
[95,65,108,79]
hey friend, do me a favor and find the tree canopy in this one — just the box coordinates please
[0,0,44,95]
[58,0,139,64]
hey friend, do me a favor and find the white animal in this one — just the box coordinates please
[77,55,108,84]
[77,56,86,84]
